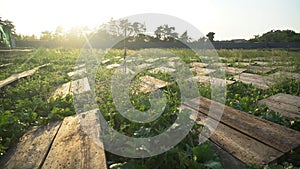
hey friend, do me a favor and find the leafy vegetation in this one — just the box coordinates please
[249,30,300,43]
[0,48,300,168]
[0,48,78,156]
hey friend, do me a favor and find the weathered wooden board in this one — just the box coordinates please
[225,67,247,74]
[70,77,91,94]
[258,93,300,119]
[52,77,91,99]
[188,76,235,86]
[0,63,50,89]
[74,64,85,70]
[267,71,300,80]
[145,58,160,63]
[247,66,276,74]
[0,63,12,68]
[234,73,274,90]
[0,49,33,57]
[190,67,216,76]
[42,112,107,169]
[149,66,176,73]
[168,57,180,61]
[234,62,251,67]
[0,121,62,169]
[181,97,300,166]
[167,61,175,68]
[136,63,152,70]
[190,62,208,68]
[101,59,110,64]
[209,62,230,68]
[67,68,87,77]
[254,61,269,66]
[139,75,168,93]
[115,67,135,74]
[106,63,121,69]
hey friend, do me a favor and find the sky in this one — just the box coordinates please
[0,0,299,40]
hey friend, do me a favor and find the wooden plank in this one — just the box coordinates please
[254,61,269,66]
[136,63,152,70]
[234,73,274,90]
[0,63,12,68]
[0,121,62,169]
[67,68,86,77]
[139,75,168,93]
[180,104,282,166]
[52,77,91,99]
[247,66,276,74]
[183,97,300,153]
[42,112,107,169]
[258,93,300,119]
[225,67,247,74]
[167,61,175,68]
[0,63,50,89]
[145,58,160,63]
[234,62,251,67]
[181,97,300,165]
[52,82,71,99]
[149,66,176,73]
[188,76,235,86]
[209,62,230,68]
[190,67,216,76]
[190,62,208,68]
[168,57,180,61]
[74,64,85,70]
[268,71,300,80]
[106,63,121,69]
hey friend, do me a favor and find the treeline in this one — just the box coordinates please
[2,17,300,48]
[17,18,199,47]
[249,30,300,43]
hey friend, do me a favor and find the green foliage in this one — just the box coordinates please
[0,48,78,157]
[249,30,300,42]
[1,48,300,168]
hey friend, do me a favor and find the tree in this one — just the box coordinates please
[40,31,52,40]
[248,30,300,42]
[179,30,191,43]
[53,26,64,42]
[103,18,145,39]
[206,32,215,42]
[197,37,207,42]
[154,24,178,41]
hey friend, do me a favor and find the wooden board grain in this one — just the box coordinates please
[181,97,300,165]
[225,67,247,75]
[234,73,274,90]
[190,62,208,68]
[190,67,216,76]
[234,62,251,67]
[258,93,300,119]
[246,66,276,74]
[188,75,235,86]
[52,77,91,99]
[0,63,12,68]
[0,63,50,89]
[267,71,300,80]
[0,121,62,169]
[139,75,168,93]
[67,68,87,77]
[42,113,107,169]
[149,66,176,73]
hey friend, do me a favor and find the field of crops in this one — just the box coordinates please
[0,48,300,169]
